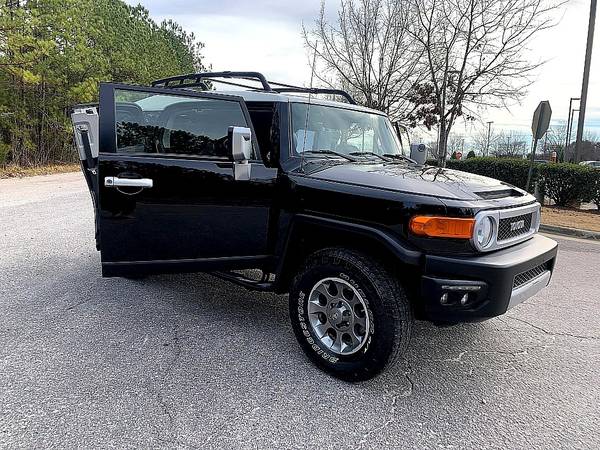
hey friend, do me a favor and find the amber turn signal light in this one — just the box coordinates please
[409,216,475,239]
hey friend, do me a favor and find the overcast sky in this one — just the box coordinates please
[127,0,599,140]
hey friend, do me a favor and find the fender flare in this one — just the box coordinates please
[273,214,423,292]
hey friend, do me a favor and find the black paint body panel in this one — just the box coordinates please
[98,155,277,264]
[421,234,558,322]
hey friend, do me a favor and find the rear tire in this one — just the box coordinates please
[289,248,413,382]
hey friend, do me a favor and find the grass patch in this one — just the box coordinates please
[0,163,80,179]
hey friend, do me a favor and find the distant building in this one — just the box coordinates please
[564,141,600,162]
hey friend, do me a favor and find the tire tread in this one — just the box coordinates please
[291,247,413,380]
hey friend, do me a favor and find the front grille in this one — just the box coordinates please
[498,213,533,241]
[513,262,549,289]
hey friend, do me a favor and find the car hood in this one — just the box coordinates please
[305,161,525,201]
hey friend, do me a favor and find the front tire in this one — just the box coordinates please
[289,248,413,382]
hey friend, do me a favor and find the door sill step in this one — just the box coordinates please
[211,271,275,292]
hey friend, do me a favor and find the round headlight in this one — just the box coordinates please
[475,216,494,248]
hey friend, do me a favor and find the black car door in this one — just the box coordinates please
[96,83,277,277]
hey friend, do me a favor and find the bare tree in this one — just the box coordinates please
[426,139,442,160]
[471,124,499,156]
[583,130,600,143]
[447,133,465,155]
[410,0,565,166]
[544,124,567,159]
[546,125,598,161]
[546,124,567,148]
[303,0,424,121]
[564,130,600,162]
[494,130,528,157]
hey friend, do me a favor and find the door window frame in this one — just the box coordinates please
[98,82,263,162]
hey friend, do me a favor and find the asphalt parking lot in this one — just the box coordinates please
[1,172,599,449]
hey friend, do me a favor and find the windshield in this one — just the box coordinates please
[291,103,407,159]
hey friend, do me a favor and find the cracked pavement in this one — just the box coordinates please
[1,172,599,449]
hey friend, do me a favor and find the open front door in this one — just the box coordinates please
[94,82,277,277]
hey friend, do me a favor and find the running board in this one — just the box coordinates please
[211,271,275,292]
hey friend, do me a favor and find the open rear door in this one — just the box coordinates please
[83,82,276,277]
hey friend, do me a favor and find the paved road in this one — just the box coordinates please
[1,172,599,449]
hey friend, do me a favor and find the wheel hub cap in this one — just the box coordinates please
[329,301,351,330]
[307,277,371,355]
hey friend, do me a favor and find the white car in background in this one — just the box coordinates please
[579,160,600,169]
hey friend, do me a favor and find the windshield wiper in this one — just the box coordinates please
[383,153,415,163]
[349,151,389,161]
[302,150,357,162]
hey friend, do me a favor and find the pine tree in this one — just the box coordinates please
[0,0,207,166]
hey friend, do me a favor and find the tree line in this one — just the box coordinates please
[304,0,566,166]
[424,126,599,162]
[0,0,206,167]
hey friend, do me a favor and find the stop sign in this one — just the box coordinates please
[532,101,552,140]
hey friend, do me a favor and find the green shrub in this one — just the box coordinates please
[426,157,598,206]
[538,163,596,207]
[466,150,476,159]
[444,157,538,191]
[585,171,600,210]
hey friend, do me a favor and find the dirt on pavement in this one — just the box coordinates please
[0,163,80,179]
[541,206,600,232]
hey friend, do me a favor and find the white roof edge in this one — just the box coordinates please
[216,90,386,116]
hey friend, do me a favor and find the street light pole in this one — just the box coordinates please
[567,109,579,158]
[485,121,493,156]
[565,109,579,146]
[564,97,579,151]
[575,0,597,162]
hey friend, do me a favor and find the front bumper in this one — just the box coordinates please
[420,234,558,322]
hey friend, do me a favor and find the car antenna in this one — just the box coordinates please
[300,42,318,174]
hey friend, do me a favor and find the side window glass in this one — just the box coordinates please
[114,89,249,158]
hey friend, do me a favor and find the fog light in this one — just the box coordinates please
[440,293,448,305]
[460,294,469,305]
[441,285,481,292]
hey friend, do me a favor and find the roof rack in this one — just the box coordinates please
[150,71,356,105]
[152,71,272,91]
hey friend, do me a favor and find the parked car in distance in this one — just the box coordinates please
[71,71,558,381]
[580,160,600,169]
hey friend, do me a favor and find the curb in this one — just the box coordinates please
[540,224,600,241]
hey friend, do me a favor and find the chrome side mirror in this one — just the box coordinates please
[228,126,252,180]
[410,143,427,165]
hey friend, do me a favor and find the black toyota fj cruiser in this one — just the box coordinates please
[72,71,558,381]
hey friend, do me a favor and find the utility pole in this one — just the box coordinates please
[485,121,493,156]
[575,0,597,162]
[564,97,579,151]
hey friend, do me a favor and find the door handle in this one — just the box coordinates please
[105,176,153,188]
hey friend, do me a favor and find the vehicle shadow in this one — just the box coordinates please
[55,258,522,395]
